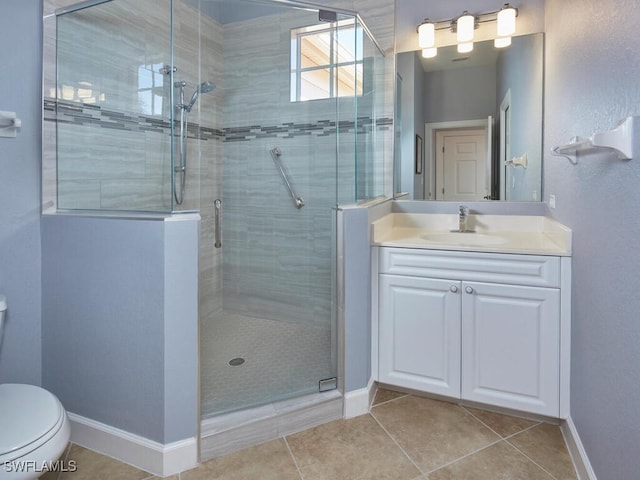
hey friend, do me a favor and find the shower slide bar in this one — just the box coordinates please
[214,199,222,249]
[270,147,304,209]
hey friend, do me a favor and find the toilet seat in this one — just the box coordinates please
[0,384,67,464]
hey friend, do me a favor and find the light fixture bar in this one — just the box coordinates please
[421,5,519,34]
[416,4,518,59]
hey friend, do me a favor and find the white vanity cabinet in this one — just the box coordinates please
[375,247,571,418]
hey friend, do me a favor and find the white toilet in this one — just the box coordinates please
[0,295,71,479]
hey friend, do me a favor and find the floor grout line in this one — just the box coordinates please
[370,393,409,409]
[454,409,561,478]
[505,437,562,480]
[283,436,306,480]
[369,411,425,476]
[461,405,543,440]
[423,438,506,476]
[501,421,545,441]
[371,399,555,478]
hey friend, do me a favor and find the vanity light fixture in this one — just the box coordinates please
[417,19,437,58]
[497,4,517,37]
[418,20,435,48]
[456,12,475,43]
[495,4,517,48]
[416,4,518,58]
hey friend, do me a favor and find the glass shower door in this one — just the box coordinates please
[194,0,351,417]
[53,0,175,212]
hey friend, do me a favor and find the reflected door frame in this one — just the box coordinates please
[424,119,491,201]
[499,89,512,201]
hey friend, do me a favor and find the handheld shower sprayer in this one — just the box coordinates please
[173,80,216,205]
[186,81,216,112]
[175,81,216,113]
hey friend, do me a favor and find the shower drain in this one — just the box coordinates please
[228,357,245,367]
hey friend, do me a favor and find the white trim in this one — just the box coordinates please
[67,413,198,477]
[559,256,572,419]
[499,89,512,200]
[343,377,376,418]
[371,246,380,382]
[561,417,598,480]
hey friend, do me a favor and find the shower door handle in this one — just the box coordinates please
[214,199,222,248]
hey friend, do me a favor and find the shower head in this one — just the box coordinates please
[199,81,216,94]
[186,81,216,111]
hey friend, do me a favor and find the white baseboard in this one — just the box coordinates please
[343,378,376,419]
[561,417,598,480]
[67,413,198,477]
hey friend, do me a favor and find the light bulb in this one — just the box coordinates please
[418,21,435,48]
[457,12,475,43]
[494,36,512,48]
[422,47,437,58]
[457,42,473,54]
[497,5,517,37]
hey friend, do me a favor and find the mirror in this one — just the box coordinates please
[395,33,544,201]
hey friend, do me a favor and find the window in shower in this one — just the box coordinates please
[290,21,363,102]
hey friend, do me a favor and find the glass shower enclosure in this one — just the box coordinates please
[48,0,388,421]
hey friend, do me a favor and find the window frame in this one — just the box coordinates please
[290,20,364,102]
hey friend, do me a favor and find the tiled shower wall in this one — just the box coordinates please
[216,8,391,326]
[43,0,221,212]
[45,0,172,211]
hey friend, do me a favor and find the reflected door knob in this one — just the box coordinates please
[450,285,459,293]
[465,286,474,294]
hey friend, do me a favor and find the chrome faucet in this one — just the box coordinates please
[458,205,470,232]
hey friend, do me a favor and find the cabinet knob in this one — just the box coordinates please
[465,286,474,294]
[450,285,459,293]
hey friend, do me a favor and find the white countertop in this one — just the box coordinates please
[372,213,572,256]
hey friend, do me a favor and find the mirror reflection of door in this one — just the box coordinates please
[435,129,487,201]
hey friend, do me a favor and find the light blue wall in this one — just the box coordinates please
[544,0,640,478]
[0,1,43,385]
[341,207,373,392]
[423,65,496,124]
[496,33,544,201]
[42,215,199,444]
[163,217,199,441]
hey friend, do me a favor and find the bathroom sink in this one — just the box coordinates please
[420,232,508,246]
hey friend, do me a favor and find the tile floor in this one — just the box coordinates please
[41,389,578,480]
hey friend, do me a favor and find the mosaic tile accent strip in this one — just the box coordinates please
[44,98,223,141]
[44,98,393,142]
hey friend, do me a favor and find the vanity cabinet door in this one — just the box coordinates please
[461,282,561,417]
[379,274,461,398]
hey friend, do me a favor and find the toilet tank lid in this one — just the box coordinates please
[0,295,5,312]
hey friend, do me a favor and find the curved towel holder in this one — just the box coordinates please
[551,116,634,164]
